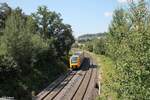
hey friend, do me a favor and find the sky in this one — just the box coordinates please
[1,0,129,37]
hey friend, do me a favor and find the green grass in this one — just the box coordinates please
[89,53,120,100]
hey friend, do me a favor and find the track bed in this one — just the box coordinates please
[34,56,98,100]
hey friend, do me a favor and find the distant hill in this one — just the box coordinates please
[78,33,106,41]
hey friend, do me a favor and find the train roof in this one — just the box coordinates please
[74,51,82,55]
[71,55,79,58]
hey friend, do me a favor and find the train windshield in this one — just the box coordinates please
[74,52,81,55]
[71,57,78,63]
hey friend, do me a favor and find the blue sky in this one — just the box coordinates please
[1,0,128,37]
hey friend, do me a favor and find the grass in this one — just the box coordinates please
[89,52,120,100]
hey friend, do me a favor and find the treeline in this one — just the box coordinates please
[83,0,150,99]
[76,32,106,55]
[106,0,150,99]
[0,3,74,100]
[77,34,106,55]
[78,32,106,42]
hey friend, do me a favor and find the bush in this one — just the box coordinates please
[85,41,93,52]
[93,38,106,55]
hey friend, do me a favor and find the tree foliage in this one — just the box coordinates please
[0,4,74,100]
[32,6,74,56]
[93,38,106,55]
[105,0,150,99]
[0,3,11,35]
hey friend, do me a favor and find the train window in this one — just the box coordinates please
[74,52,81,55]
[71,57,78,63]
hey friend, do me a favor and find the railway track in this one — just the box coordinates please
[34,56,98,100]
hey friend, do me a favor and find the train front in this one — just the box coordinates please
[70,55,80,69]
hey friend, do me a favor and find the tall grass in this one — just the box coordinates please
[90,53,119,100]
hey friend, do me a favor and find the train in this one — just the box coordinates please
[69,51,84,69]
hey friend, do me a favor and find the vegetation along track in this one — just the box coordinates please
[34,56,98,100]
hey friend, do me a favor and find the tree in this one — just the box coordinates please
[93,38,106,55]
[0,3,11,35]
[54,24,75,56]
[85,41,93,52]
[32,6,61,38]
[0,7,35,99]
[105,0,150,99]
[0,4,74,99]
[32,6,74,56]
[106,8,129,60]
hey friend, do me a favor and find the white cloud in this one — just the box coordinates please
[104,12,113,17]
